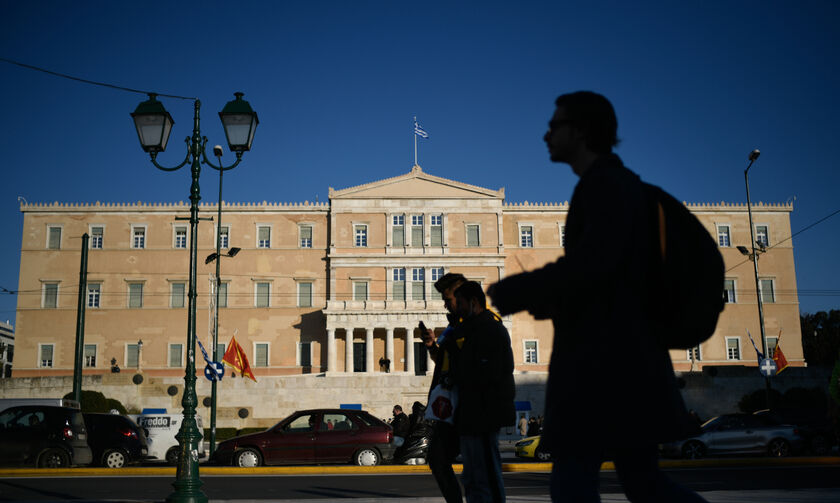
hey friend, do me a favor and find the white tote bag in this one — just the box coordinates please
[424,384,458,424]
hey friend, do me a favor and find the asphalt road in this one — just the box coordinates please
[2,464,840,501]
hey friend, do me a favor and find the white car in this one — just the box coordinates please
[128,413,205,464]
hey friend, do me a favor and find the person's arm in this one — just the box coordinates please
[489,170,638,316]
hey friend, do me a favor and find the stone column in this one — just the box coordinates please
[405,327,415,374]
[365,328,374,374]
[385,327,394,373]
[345,328,354,373]
[327,328,336,373]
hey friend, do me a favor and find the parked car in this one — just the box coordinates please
[0,405,93,468]
[212,409,395,467]
[754,408,838,455]
[514,435,551,461]
[660,413,803,459]
[83,413,148,468]
[128,413,205,465]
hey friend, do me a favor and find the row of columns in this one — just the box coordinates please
[326,327,434,374]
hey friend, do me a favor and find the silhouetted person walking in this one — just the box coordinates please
[488,91,706,502]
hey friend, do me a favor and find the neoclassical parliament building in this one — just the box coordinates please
[11,165,803,425]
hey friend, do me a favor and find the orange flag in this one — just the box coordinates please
[222,336,257,382]
[773,344,789,374]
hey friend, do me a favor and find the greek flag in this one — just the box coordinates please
[414,119,429,138]
[197,339,212,365]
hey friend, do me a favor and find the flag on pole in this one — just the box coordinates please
[746,330,764,363]
[773,331,789,374]
[197,339,212,365]
[222,335,257,382]
[414,118,429,138]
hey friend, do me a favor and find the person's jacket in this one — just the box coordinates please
[451,309,515,434]
[392,412,410,437]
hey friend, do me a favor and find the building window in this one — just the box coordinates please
[353,281,368,301]
[411,215,423,247]
[257,226,271,248]
[520,225,534,248]
[392,215,405,247]
[687,346,701,361]
[128,283,143,308]
[411,268,425,300]
[84,344,96,367]
[466,224,480,247]
[755,225,769,248]
[126,343,140,368]
[90,226,104,249]
[560,224,566,247]
[298,282,312,308]
[174,226,187,249]
[717,225,730,247]
[766,336,779,358]
[299,225,313,248]
[87,283,101,308]
[723,279,736,303]
[255,343,269,367]
[219,226,229,249]
[216,343,226,360]
[726,337,741,360]
[354,225,368,247]
[524,340,538,363]
[47,226,62,250]
[169,344,183,367]
[43,283,58,309]
[298,342,311,367]
[255,282,270,308]
[354,342,366,372]
[430,267,444,300]
[430,215,443,246]
[132,226,146,249]
[218,282,228,308]
[171,282,185,308]
[759,279,775,303]
[393,268,406,300]
[39,344,54,368]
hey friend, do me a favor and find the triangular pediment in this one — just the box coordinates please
[329,165,504,200]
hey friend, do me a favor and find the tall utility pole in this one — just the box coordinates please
[744,149,773,407]
[72,233,90,403]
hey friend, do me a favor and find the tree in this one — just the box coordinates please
[800,310,840,366]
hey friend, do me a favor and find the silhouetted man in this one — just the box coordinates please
[422,272,466,503]
[392,405,409,447]
[451,280,515,503]
[488,91,705,502]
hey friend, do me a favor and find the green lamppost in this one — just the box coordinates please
[131,92,258,503]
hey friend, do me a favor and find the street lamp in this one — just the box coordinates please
[131,92,257,503]
[137,339,143,371]
[204,143,243,457]
[743,148,773,407]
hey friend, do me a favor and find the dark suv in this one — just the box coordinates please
[0,405,92,467]
[83,413,149,468]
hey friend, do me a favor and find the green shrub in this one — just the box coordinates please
[63,390,127,413]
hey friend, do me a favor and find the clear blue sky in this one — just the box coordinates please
[2,1,839,326]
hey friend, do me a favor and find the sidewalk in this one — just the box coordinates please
[211,489,840,502]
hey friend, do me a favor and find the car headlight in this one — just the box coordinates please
[516,439,535,447]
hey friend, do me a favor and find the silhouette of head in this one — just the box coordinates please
[553,91,619,155]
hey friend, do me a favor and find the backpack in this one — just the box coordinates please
[644,183,725,349]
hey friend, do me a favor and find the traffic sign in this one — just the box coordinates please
[759,358,777,377]
[204,361,225,381]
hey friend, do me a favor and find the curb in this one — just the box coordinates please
[1,457,838,478]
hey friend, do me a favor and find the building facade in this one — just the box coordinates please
[11,165,802,422]
[0,321,13,378]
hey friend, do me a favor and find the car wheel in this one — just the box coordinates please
[103,449,127,468]
[165,447,180,466]
[234,448,262,467]
[38,448,70,468]
[681,440,705,460]
[535,448,551,461]
[768,438,791,457]
[354,448,380,466]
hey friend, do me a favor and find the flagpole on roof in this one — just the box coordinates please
[414,116,418,166]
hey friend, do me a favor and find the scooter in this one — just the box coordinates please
[393,403,434,465]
